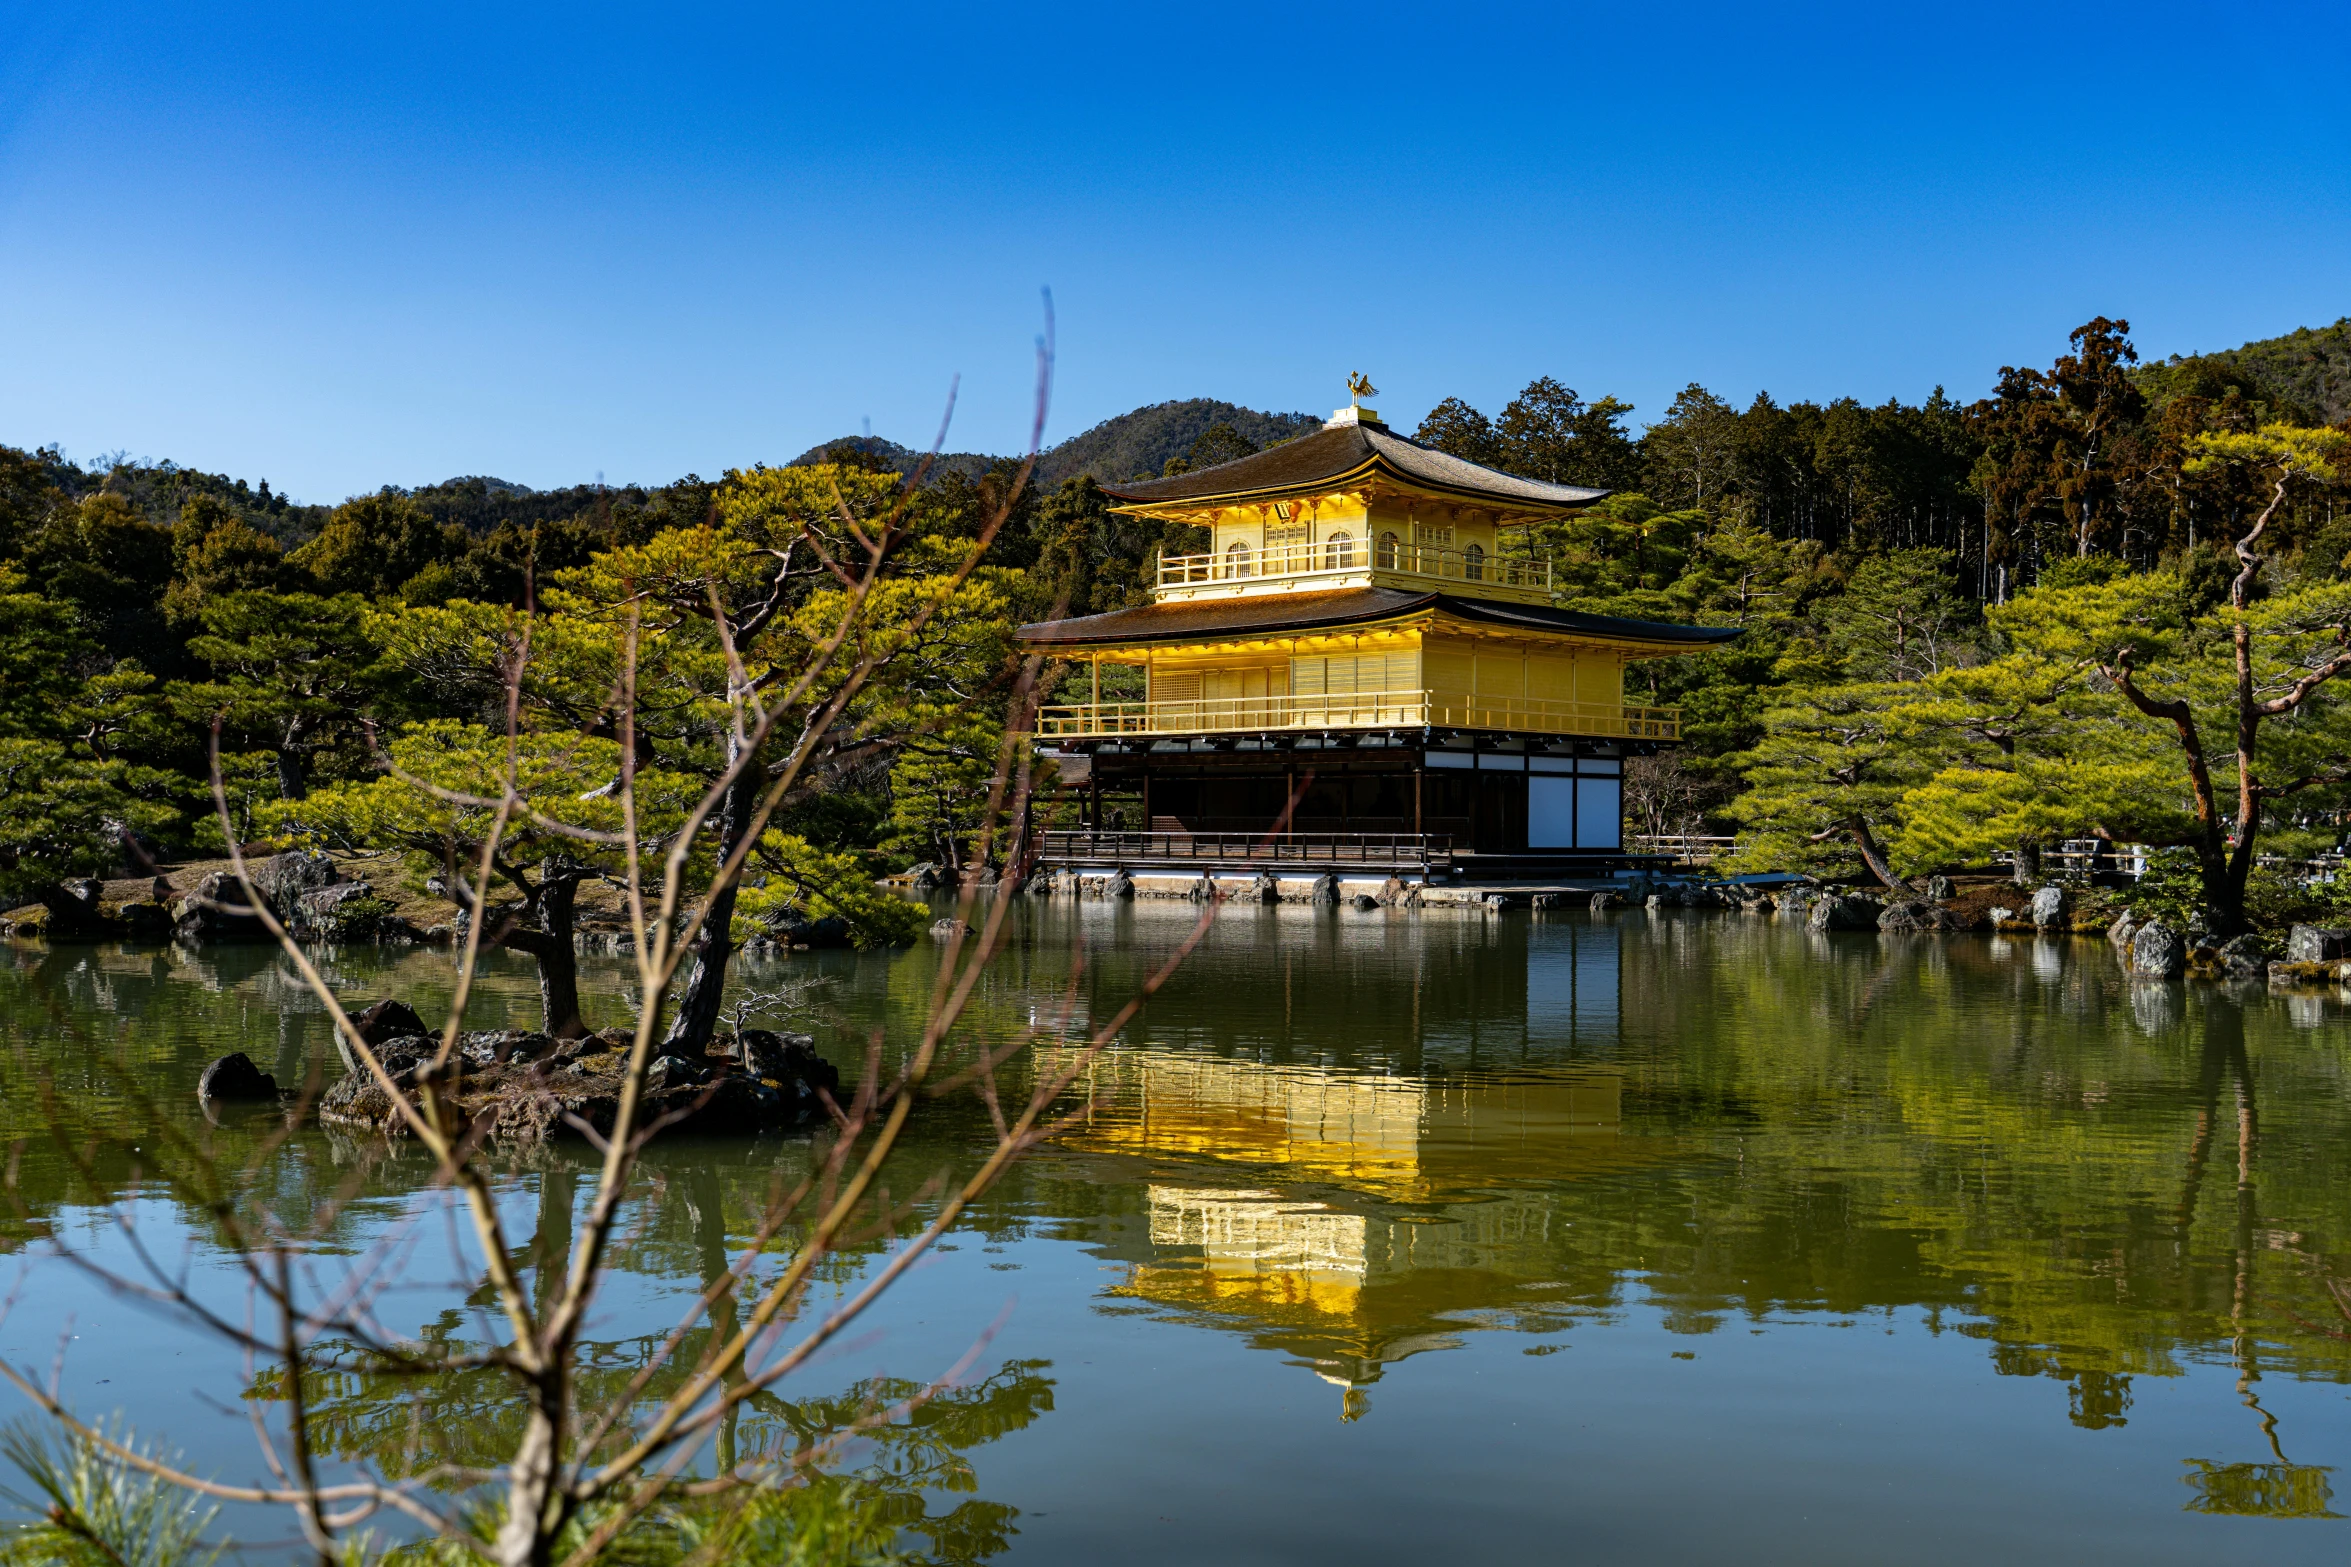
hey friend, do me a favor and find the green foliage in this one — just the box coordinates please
[2127,847,2205,927]
[1728,683,1924,880]
[164,495,290,623]
[0,570,93,737]
[738,831,925,945]
[1414,377,1641,490]
[1827,549,1975,680]
[174,591,381,799]
[2138,316,2351,426]
[270,721,692,886]
[0,740,180,908]
[15,492,176,668]
[289,492,470,600]
[1521,493,1705,608]
[191,751,286,853]
[0,1421,221,1567]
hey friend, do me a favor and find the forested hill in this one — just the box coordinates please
[1027,399,1320,487]
[1,446,326,546]
[788,398,1321,491]
[14,316,2343,545]
[2133,317,2351,423]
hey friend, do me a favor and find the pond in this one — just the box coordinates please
[2,902,2348,1564]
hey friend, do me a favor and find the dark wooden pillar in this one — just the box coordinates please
[1141,771,1152,833]
[1413,763,1423,839]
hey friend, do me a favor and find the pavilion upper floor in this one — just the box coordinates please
[1100,406,1609,610]
[1017,591,1738,745]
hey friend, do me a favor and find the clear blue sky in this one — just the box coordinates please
[4,2,2346,503]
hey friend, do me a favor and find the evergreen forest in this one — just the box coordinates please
[9,314,2351,943]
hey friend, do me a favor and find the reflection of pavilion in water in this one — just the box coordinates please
[1058,923,1639,1413]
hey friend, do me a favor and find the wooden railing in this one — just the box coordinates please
[1036,690,1679,741]
[1156,540,1551,594]
[1630,834,1738,865]
[1038,830,1454,873]
[1993,841,2150,878]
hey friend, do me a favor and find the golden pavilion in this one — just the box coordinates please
[1016,393,1737,874]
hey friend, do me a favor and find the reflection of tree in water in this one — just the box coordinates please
[2182,1459,2339,1520]
[246,1166,1054,1563]
[2173,1000,2339,1520]
[1052,922,2351,1444]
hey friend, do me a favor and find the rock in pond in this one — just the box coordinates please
[251,849,341,913]
[2128,920,2186,980]
[198,1052,279,1102]
[318,1022,839,1140]
[292,882,391,941]
[2285,924,2351,963]
[353,998,431,1048]
[773,914,852,948]
[2029,886,2070,930]
[2216,934,2269,979]
[1877,901,1959,934]
[173,872,270,943]
[1808,893,1884,932]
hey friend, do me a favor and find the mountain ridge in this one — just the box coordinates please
[22,317,2348,536]
[2134,317,2351,423]
[785,397,1322,492]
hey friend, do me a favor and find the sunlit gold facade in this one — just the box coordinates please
[1017,405,1737,860]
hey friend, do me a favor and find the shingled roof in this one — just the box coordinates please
[1098,419,1611,512]
[1016,588,1740,650]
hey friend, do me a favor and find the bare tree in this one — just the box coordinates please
[0,326,1227,1566]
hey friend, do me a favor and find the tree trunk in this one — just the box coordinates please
[1848,817,1912,895]
[455,866,590,1038]
[533,868,587,1038]
[663,762,761,1056]
[2011,839,2041,888]
[2198,839,2251,939]
[276,715,312,801]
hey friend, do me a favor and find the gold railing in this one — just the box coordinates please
[1036,690,1679,740]
[1155,540,1550,593]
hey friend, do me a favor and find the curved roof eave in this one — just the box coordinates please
[1014,587,1742,652]
[1097,422,1613,513]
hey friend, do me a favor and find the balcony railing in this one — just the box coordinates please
[1036,689,1679,741]
[1155,540,1551,593]
[1038,829,1454,873]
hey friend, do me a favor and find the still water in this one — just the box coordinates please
[2,903,2348,1563]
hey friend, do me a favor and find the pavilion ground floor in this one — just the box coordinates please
[1038,733,1646,877]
